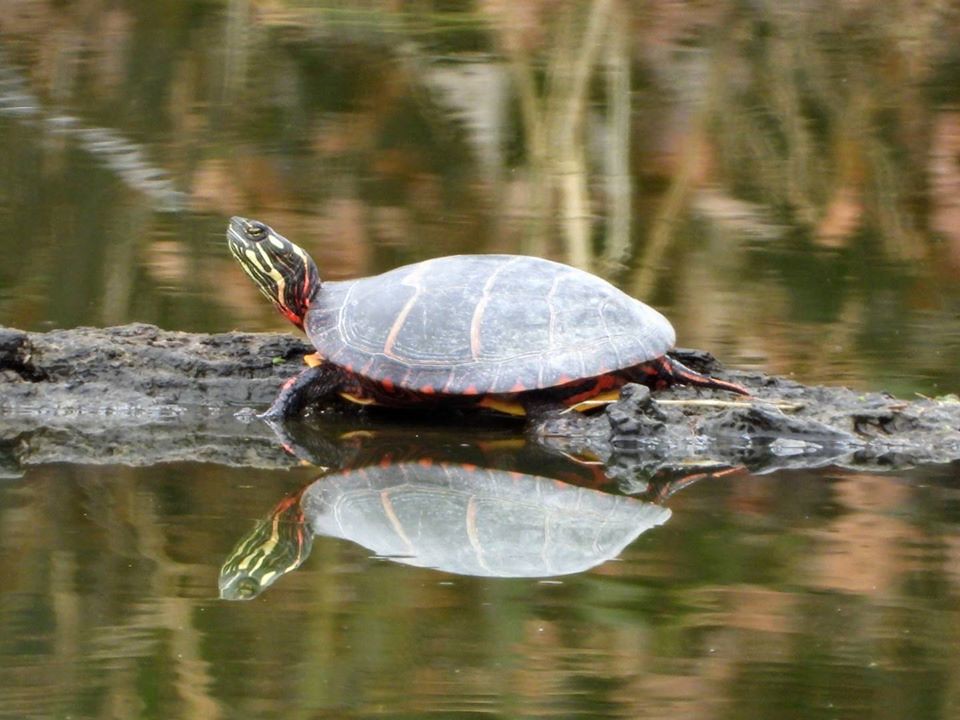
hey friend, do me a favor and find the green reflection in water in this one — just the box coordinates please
[0,0,957,393]
[2,460,960,718]
[1,2,960,717]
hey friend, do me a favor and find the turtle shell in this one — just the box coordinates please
[304,254,675,395]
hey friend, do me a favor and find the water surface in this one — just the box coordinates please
[4,455,960,719]
[1,2,960,718]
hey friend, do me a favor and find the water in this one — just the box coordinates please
[5,457,960,719]
[1,2,960,718]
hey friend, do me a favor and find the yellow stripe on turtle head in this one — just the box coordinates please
[227,217,321,330]
[242,246,288,306]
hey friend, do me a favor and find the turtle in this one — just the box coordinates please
[219,457,672,599]
[227,216,748,419]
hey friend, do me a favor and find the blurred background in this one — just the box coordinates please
[1,0,958,395]
[3,4,960,719]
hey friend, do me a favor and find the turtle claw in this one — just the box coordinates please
[258,380,305,420]
[257,405,287,421]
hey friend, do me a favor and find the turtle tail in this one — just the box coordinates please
[651,356,750,396]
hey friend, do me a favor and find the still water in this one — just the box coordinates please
[1,1,960,718]
[5,451,960,719]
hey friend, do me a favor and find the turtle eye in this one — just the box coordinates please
[245,222,268,241]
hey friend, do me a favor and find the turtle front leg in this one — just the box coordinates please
[261,363,346,420]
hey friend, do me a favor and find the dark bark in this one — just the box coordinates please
[1,324,958,477]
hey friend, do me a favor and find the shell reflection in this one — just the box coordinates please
[219,451,672,600]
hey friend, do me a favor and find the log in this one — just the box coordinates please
[2,324,958,477]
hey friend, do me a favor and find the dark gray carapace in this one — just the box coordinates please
[305,254,676,395]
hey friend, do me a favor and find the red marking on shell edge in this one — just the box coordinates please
[510,381,527,393]
[420,385,436,395]
[463,384,479,395]
[381,378,395,392]
[597,374,618,390]
[417,458,433,468]
[557,374,573,385]
[462,463,477,472]
[564,388,597,406]
[563,375,628,406]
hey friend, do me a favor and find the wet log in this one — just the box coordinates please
[1,323,958,476]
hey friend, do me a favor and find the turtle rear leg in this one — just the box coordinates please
[640,356,750,395]
[261,363,346,420]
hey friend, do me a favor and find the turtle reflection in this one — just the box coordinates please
[220,447,676,600]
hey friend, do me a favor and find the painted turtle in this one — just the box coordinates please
[227,217,747,418]
[219,458,671,599]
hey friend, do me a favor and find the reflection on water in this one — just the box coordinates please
[219,443,675,599]
[0,47,184,211]
[2,451,960,719]
[2,1,960,718]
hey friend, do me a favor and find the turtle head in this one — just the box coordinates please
[218,492,313,601]
[227,217,321,330]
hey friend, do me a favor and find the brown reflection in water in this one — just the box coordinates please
[2,460,960,717]
[1,1,957,391]
[932,111,960,268]
[0,465,225,719]
[2,3,960,718]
